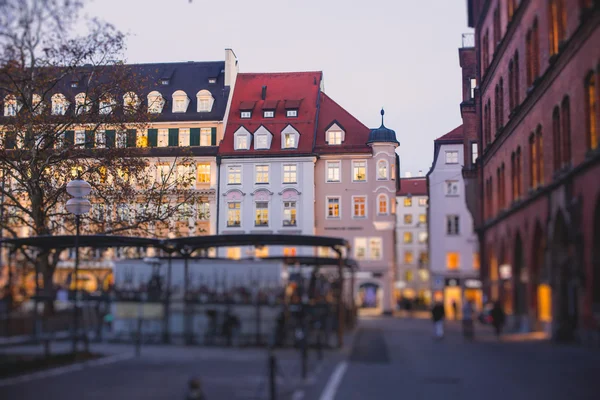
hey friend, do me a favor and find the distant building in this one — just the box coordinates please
[427,125,481,319]
[395,177,430,307]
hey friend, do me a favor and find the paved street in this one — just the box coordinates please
[1,316,599,399]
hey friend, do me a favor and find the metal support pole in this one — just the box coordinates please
[350,268,356,328]
[34,258,40,340]
[269,352,277,400]
[72,215,80,354]
[163,254,172,344]
[183,255,190,345]
[337,255,344,349]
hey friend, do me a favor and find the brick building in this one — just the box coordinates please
[467,0,599,341]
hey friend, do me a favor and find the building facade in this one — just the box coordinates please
[395,177,430,307]
[467,0,600,340]
[427,126,481,319]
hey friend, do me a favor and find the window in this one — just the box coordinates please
[507,0,517,21]
[404,251,414,264]
[174,99,186,113]
[404,214,413,224]
[352,196,366,218]
[445,151,458,164]
[446,252,460,270]
[283,247,297,257]
[514,51,520,106]
[123,92,139,114]
[255,165,269,184]
[327,197,340,218]
[227,247,241,260]
[548,0,566,56]
[283,201,297,226]
[403,232,413,244]
[147,91,165,113]
[585,72,598,150]
[74,93,88,115]
[418,198,427,206]
[255,134,268,149]
[369,238,382,260]
[99,97,114,115]
[227,166,241,184]
[378,194,388,215]
[177,164,195,188]
[51,94,68,115]
[227,203,241,227]
[377,160,388,180]
[263,110,274,118]
[327,161,341,182]
[484,99,492,146]
[283,133,295,149]
[473,253,480,270]
[404,197,412,207]
[75,130,85,146]
[446,215,460,235]
[255,202,269,226]
[561,96,571,166]
[445,180,459,196]
[327,131,343,145]
[352,161,367,182]
[482,29,490,72]
[241,111,251,119]
[235,135,248,150]
[283,164,297,183]
[419,214,427,224]
[493,7,501,46]
[527,19,540,87]
[552,106,562,172]
[254,247,269,258]
[419,251,429,267]
[536,125,544,185]
[471,142,478,165]
[354,238,367,260]
[208,78,216,84]
[197,202,210,220]
[157,129,168,147]
[196,90,214,112]
[530,133,538,188]
[200,128,212,146]
[197,163,211,184]
[286,109,298,117]
[179,129,190,147]
[470,78,477,99]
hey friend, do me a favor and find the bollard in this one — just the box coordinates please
[301,340,307,380]
[135,317,142,357]
[269,353,277,400]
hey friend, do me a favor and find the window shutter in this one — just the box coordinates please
[168,128,179,147]
[5,132,16,149]
[148,129,158,147]
[211,127,217,146]
[65,130,75,146]
[190,128,200,146]
[127,129,137,148]
[85,130,95,148]
[105,130,116,148]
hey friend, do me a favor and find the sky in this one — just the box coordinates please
[82,0,473,177]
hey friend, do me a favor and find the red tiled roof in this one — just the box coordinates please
[435,125,463,142]
[220,72,322,156]
[314,93,371,154]
[397,177,427,196]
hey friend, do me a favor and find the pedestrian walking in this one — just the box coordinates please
[431,301,445,339]
[185,377,206,400]
[490,301,506,339]
[451,300,458,320]
[462,300,475,340]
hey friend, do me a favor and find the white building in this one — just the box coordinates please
[426,125,481,319]
[395,176,430,307]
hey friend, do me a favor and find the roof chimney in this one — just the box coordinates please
[418,170,423,176]
[261,85,267,100]
[405,172,412,178]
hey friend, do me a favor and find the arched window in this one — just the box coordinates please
[51,93,69,115]
[548,0,566,56]
[123,92,140,114]
[561,96,571,165]
[529,133,537,188]
[514,51,520,105]
[99,96,115,115]
[552,106,561,172]
[74,92,88,115]
[172,90,189,113]
[378,194,388,215]
[31,94,43,115]
[377,160,388,180]
[508,60,514,112]
[585,71,598,150]
[196,90,214,112]
[3,95,18,116]
[532,19,540,80]
[499,77,504,127]
[147,91,165,114]
[511,152,516,202]
[536,125,544,185]
[496,167,502,210]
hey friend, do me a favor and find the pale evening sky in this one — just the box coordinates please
[83,0,473,177]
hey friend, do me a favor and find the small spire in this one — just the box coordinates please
[380,108,385,126]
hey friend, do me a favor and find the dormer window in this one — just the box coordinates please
[196,90,214,112]
[328,131,343,145]
[241,111,251,119]
[283,133,295,149]
[233,127,252,150]
[208,78,217,84]
[74,93,89,115]
[99,97,115,115]
[286,109,298,117]
[264,110,274,118]
[161,79,169,85]
[71,82,78,88]
[147,91,165,114]
[3,95,19,116]
[32,94,43,115]
[255,134,268,150]
[123,92,140,114]
[172,90,190,113]
[51,93,69,115]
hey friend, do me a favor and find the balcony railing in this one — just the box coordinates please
[462,33,475,48]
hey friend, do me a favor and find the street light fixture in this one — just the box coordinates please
[66,177,92,354]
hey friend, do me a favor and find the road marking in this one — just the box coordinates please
[0,352,134,388]
[319,361,348,400]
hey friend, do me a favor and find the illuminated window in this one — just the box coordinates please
[157,129,168,147]
[327,130,343,145]
[369,238,382,260]
[255,202,269,226]
[227,166,241,184]
[352,160,367,182]
[255,246,269,258]
[446,252,460,270]
[473,253,480,270]
[283,201,297,226]
[283,133,296,149]
[404,197,412,207]
[354,237,367,260]
[419,251,429,267]
[585,71,597,150]
[404,214,413,224]
[404,251,414,264]
[405,270,414,282]
[327,161,341,182]
[200,128,212,147]
[227,247,241,260]
[283,164,297,183]
[255,165,269,184]
[445,151,459,164]
[227,202,241,227]
[327,197,340,218]
[403,232,413,244]
[377,160,388,180]
[418,232,428,243]
[418,198,427,206]
[283,247,297,257]
[197,163,211,184]
[197,202,210,220]
[136,131,148,147]
[352,196,366,218]
[378,194,388,215]
[548,0,566,56]
[418,214,427,224]
[235,134,248,150]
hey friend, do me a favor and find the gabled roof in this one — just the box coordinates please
[435,125,463,142]
[314,93,371,154]
[397,177,427,196]
[220,72,322,156]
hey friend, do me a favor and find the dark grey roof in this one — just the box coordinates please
[367,109,399,145]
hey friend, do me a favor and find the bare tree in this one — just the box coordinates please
[0,0,204,313]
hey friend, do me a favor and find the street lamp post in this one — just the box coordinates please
[66,178,92,354]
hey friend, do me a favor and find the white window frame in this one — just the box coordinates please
[227,165,242,185]
[352,196,367,219]
[471,142,479,164]
[3,96,17,117]
[352,160,367,182]
[326,196,341,219]
[255,134,268,150]
[369,237,383,260]
[200,128,212,146]
[147,91,165,114]
[445,150,459,164]
[51,93,69,116]
[74,93,88,115]
[255,201,269,227]
[157,129,168,147]
[197,163,211,184]
[75,130,85,146]
[95,130,105,148]
[196,90,214,112]
[377,159,389,180]
[283,201,297,226]
[418,197,428,206]
[377,194,389,215]
[327,130,343,145]
[172,90,190,113]
[326,161,341,183]
[99,97,115,115]
[283,164,297,184]
[235,134,248,150]
[446,215,460,235]
[227,202,241,227]
[179,128,190,147]
[263,110,274,118]
[283,133,296,149]
[255,164,269,184]
[241,111,252,119]
[354,237,367,261]
[286,109,298,117]
[418,231,428,244]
